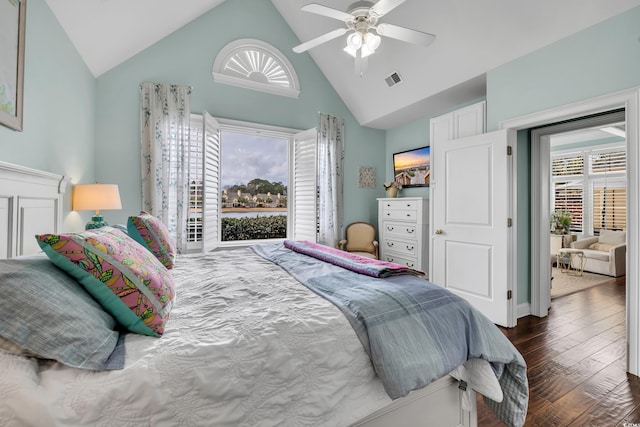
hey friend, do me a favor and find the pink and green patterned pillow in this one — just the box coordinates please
[128,211,176,269]
[36,227,175,337]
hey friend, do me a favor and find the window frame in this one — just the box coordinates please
[212,39,301,98]
[217,118,299,248]
[187,115,310,250]
[551,141,626,236]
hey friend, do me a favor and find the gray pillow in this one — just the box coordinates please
[0,256,125,370]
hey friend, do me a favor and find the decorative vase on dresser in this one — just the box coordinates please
[377,197,429,277]
[386,187,398,198]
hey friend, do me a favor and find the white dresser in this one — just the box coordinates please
[377,197,429,276]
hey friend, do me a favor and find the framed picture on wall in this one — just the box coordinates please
[393,146,430,188]
[0,0,27,132]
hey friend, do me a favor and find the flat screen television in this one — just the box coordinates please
[393,146,430,188]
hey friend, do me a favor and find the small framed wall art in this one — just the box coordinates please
[358,166,376,188]
[0,0,27,131]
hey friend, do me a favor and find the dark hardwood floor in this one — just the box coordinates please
[477,275,640,426]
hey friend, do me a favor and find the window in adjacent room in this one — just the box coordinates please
[551,138,626,236]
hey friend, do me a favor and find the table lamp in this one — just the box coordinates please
[72,183,122,229]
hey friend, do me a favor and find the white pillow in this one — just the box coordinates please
[599,230,626,246]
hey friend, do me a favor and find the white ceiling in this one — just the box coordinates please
[45,0,640,130]
[551,123,627,147]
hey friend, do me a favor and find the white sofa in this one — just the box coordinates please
[570,229,626,277]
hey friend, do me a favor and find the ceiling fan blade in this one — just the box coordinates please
[293,28,348,53]
[376,23,436,47]
[301,3,354,22]
[370,0,406,18]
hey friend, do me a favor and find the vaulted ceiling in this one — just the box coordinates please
[44,0,640,129]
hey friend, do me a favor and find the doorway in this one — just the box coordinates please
[530,109,626,308]
[544,112,627,299]
[499,88,639,376]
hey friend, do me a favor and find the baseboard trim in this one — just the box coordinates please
[517,302,531,319]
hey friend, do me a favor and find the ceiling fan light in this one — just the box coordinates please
[363,32,381,51]
[346,32,363,49]
[343,45,358,57]
[361,44,375,58]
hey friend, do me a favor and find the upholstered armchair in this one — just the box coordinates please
[570,229,626,277]
[337,222,379,260]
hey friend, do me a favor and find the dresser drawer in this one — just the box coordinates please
[382,238,417,257]
[382,199,418,212]
[382,209,417,221]
[382,221,417,239]
[381,253,418,269]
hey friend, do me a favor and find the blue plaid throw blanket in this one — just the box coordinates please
[252,242,528,427]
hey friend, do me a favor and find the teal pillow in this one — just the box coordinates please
[128,211,176,269]
[0,256,124,370]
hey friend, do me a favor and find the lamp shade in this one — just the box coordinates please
[72,184,122,212]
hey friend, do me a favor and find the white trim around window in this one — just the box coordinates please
[212,39,301,98]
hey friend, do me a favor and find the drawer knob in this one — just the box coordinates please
[387,226,394,231]
[407,229,414,233]
[406,245,414,250]
[435,229,443,235]
[407,263,414,268]
[386,257,394,262]
[387,242,394,247]
[406,214,411,217]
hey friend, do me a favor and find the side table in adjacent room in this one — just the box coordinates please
[557,248,586,276]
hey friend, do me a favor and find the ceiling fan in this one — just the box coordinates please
[292,0,436,75]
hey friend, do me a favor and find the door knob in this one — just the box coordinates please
[435,229,443,235]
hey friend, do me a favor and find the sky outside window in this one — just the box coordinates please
[221,131,288,188]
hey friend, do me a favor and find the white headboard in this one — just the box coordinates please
[0,161,70,259]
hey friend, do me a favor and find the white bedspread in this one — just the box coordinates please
[0,248,503,426]
[1,249,394,426]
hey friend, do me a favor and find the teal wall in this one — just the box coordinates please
[516,130,531,304]
[0,0,96,231]
[94,0,386,228]
[486,6,640,131]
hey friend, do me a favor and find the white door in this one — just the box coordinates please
[431,129,515,327]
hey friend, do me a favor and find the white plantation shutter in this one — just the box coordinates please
[553,181,584,233]
[186,114,204,251]
[293,128,318,241]
[552,153,584,177]
[590,148,626,233]
[202,112,221,252]
[592,184,626,232]
[590,149,626,174]
[552,153,584,233]
[185,113,221,252]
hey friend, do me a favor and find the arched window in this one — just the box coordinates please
[212,39,300,98]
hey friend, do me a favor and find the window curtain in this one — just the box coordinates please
[317,113,344,247]
[139,82,192,253]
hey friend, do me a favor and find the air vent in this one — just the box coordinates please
[385,71,403,87]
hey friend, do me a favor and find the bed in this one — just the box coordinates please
[0,160,528,427]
